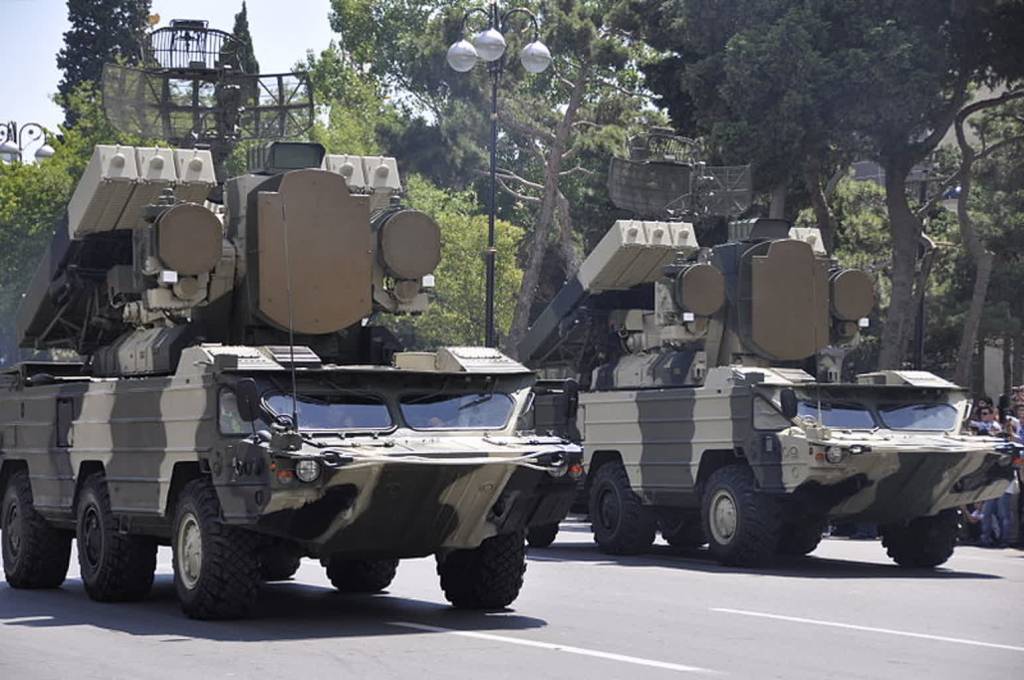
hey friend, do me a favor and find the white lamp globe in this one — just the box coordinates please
[0,139,18,158]
[473,28,507,62]
[35,144,55,161]
[447,39,478,72]
[520,40,552,73]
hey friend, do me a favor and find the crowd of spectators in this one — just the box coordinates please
[962,386,1024,548]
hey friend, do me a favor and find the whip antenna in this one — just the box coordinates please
[281,200,300,429]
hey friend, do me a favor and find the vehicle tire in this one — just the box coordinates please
[880,509,958,568]
[437,532,526,609]
[259,545,302,581]
[326,558,399,593]
[659,512,707,549]
[526,523,559,548]
[702,465,781,566]
[76,473,157,601]
[1,469,72,589]
[778,520,826,557]
[172,478,261,619]
[588,462,656,555]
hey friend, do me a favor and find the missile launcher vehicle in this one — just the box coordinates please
[520,133,1016,567]
[0,20,580,619]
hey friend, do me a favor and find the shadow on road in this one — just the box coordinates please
[0,575,547,641]
[529,541,1003,580]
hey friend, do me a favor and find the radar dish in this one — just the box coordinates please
[102,63,313,147]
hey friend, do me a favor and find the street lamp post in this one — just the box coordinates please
[0,121,55,164]
[447,2,551,348]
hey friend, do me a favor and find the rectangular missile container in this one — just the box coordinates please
[172,148,216,203]
[67,144,139,238]
[115,147,178,229]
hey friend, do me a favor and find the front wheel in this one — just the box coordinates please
[172,478,261,619]
[437,532,526,609]
[526,523,559,548]
[326,558,399,593]
[76,473,157,601]
[1,470,71,588]
[702,465,781,566]
[588,462,656,555]
[880,510,958,568]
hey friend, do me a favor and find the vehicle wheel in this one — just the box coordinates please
[1,469,72,588]
[588,462,656,555]
[880,509,958,568]
[172,478,261,619]
[259,545,302,581]
[702,465,781,566]
[76,473,157,601]
[526,523,559,548]
[326,558,399,593]
[437,532,526,609]
[778,520,826,557]
[659,512,707,549]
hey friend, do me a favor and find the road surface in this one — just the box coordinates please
[1,519,1021,679]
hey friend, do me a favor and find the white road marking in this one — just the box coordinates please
[712,608,1024,653]
[389,621,714,673]
[1,616,55,625]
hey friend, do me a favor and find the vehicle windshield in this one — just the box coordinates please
[877,403,958,431]
[265,393,392,430]
[400,393,515,430]
[797,401,876,429]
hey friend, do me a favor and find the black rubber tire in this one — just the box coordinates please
[880,509,958,568]
[326,558,399,593]
[526,523,559,548]
[702,465,781,566]
[259,546,302,581]
[588,462,656,555]
[172,478,261,619]
[76,473,157,601]
[437,532,526,609]
[659,513,707,549]
[778,520,826,557]
[1,469,72,589]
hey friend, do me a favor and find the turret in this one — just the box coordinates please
[16,142,441,376]
[519,216,874,389]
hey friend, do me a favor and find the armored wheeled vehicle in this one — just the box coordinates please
[520,215,1017,567]
[0,20,580,619]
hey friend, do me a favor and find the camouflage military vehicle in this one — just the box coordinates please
[520,214,1017,568]
[0,20,580,620]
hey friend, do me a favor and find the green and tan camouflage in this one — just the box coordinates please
[0,141,581,619]
[521,217,1017,567]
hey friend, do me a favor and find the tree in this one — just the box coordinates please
[328,0,660,356]
[623,0,1024,370]
[56,0,151,126]
[229,2,260,75]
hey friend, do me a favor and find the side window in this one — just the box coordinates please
[56,397,74,447]
[218,389,249,436]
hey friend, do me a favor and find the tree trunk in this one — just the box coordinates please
[1002,333,1012,399]
[877,163,921,369]
[768,182,787,219]
[804,159,834,253]
[506,65,589,358]
[556,191,580,274]
[1014,332,1023,389]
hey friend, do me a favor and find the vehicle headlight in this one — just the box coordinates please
[295,459,321,483]
[825,446,845,464]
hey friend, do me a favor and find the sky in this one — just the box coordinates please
[0,0,337,130]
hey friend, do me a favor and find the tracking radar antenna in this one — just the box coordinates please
[607,128,752,220]
[101,19,314,190]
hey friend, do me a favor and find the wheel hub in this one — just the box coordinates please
[709,489,739,545]
[81,505,103,569]
[4,502,21,558]
[177,512,203,590]
[597,487,620,532]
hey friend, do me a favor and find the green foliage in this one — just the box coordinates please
[56,0,151,126]
[389,176,523,348]
[229,2,261,75]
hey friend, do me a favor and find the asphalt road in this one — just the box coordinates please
[1,519,1021,680]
